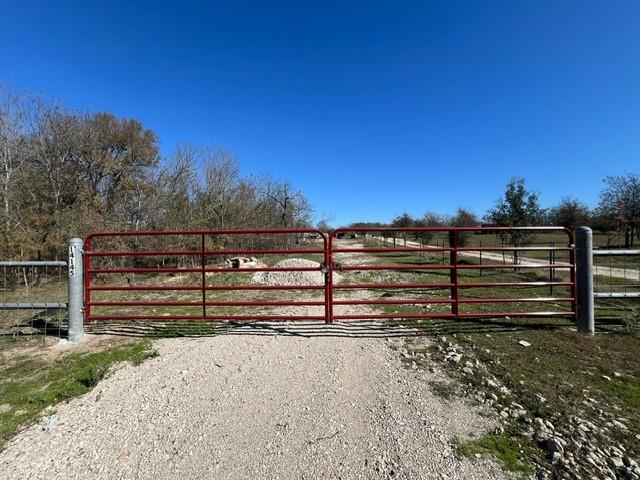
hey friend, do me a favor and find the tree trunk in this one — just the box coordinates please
[625,227,631,249]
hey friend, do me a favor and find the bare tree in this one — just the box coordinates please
[597,173,640,247]
[255,176,313,229]
[198,147,240,230]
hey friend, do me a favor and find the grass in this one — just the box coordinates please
[397,316,640,475]
[0,339,158,450]
[455,432,537,474]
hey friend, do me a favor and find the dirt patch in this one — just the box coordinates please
[1,334,137,363]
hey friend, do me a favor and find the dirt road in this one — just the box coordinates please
[381,236,640,282]
[0,323,507,479]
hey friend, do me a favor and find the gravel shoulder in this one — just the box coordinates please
[0,323,508,479]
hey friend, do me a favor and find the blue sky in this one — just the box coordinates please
[1,1,638,227]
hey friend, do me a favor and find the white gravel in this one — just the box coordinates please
[0,323,508,480]
[252,258,343,286]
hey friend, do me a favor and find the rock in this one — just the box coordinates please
[510,408,526,419]
[486,379,499,389]
[609,457,625,470]
[445,352,462,363]
[601,375,612,381]
[611,419,628,431]
[610,446,625,458]
[462,367,473,376]
[536,468,551,479]
[545,437,564,455]
[624,457,639,469]
[535,429,551,442]
[518,340,531,347]
[42,415,58,431]
[534,418,554,442]
[224,256,262,268]
[535,394,547,404]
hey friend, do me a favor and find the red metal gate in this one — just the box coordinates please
[84,227,576,324]
[327,227,576,323]
[84,229,330,323]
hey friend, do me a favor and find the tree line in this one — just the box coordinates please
[347,175,640,248]
[2,86,638,260]
[0,87,312,260]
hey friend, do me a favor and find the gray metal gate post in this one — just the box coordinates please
[575,227,595,334]
[68,238,84,342]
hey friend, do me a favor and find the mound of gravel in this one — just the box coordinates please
[251,258,342,286]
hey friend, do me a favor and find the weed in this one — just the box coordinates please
[428,380,458,400]
[623,305,640,335]
[455,433,535,475]
[81,364,110,388]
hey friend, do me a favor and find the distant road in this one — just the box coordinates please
[378,236,639,282]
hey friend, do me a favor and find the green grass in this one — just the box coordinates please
[455,432,537,475]
[0,340,158,450]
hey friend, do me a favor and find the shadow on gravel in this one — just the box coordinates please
[86,320,417,339]
[82,316,602,339]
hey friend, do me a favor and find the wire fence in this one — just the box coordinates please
[0,261,68,343]
[593,249,640,325]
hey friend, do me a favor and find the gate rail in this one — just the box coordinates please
[84,229,329,323]
[82,227,579,329]
[328,226,576,323]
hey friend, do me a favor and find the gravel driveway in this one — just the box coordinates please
[0,322,507,480]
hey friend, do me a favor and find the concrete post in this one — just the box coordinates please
[68,238,84,342]
[575,227,595,334]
